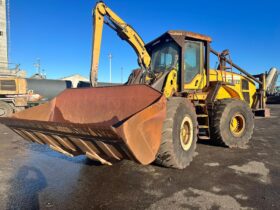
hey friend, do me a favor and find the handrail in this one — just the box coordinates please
[210,48,263,85]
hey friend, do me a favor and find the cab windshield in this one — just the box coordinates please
[151,42,180,73]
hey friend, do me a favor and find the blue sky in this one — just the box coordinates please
[8,0,280,84]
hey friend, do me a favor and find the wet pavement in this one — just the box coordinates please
[0,104,279,210]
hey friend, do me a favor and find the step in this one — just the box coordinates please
[195,103,206,107]
[197,114,208,118]
[198,135,210,140]
[198,125,209,129]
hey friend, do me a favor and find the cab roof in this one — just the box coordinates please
[146,30,212,49]
[167,30,212,42]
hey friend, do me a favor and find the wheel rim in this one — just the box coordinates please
[180,116,193,151]
[230,113,245,137]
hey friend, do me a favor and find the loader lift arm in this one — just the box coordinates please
[90,1,151,86]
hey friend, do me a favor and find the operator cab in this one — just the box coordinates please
[146,30,212,92]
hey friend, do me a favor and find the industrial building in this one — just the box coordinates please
[0,0,25,77]
[61,74,89,88]
[0,0,8,71]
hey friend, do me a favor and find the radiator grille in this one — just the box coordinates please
[0,80,16,91]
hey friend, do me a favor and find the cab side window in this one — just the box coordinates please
[184,41,202,83]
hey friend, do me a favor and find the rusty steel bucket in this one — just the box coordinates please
[0,85,166,165]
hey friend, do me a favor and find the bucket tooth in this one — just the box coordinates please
[51,135,78,152]
[20,130,45,145]
[79,140,112,165]
[85,152,112,166]
[50,145,74,157]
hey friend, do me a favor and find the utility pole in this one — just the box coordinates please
[108,53,112,83]
[42,69,47,79]
[33,58,41,75]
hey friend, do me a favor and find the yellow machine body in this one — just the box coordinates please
[159,68,257,108]
[185,70,257,107]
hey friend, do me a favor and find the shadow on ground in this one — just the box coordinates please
[6,166,47,210]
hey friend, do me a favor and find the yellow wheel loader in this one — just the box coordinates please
[0,77,28,117]
[0,2,269,169]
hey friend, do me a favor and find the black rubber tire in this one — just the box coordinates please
[0,101,13,117]
[156,97,198,169]
[210,99,254,148]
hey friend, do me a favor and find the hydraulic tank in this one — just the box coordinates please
[26,79,72,101]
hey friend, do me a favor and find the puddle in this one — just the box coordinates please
[228,161,270,183]
[148,188,251,210]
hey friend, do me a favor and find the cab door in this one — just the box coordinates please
[183,40,204,90]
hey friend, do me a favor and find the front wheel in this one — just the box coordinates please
[156,98,198,169]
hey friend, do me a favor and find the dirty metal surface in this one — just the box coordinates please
[0,85,166,165]
[168,30,212,42]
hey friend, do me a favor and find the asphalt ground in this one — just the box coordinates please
[0,103,279,210]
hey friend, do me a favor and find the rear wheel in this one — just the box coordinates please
[156,98,198,169]
[210,99,254,148]
[0,101,13,117]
